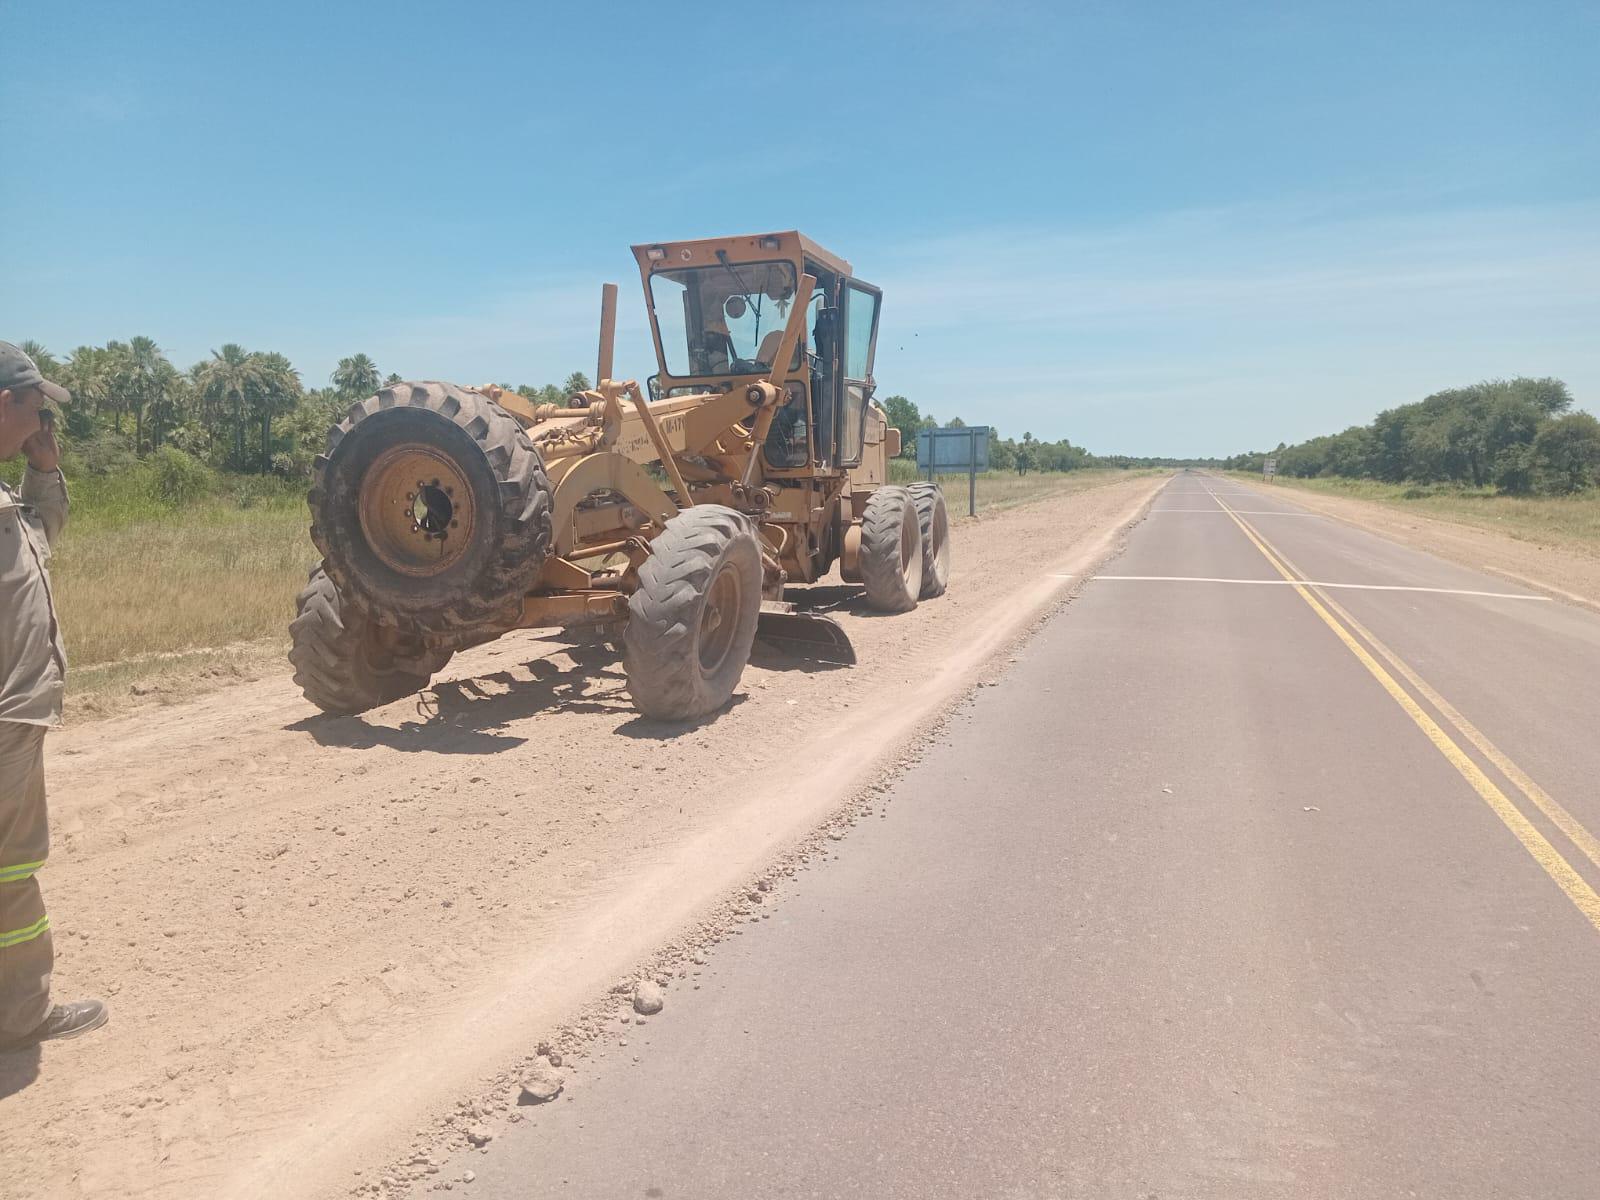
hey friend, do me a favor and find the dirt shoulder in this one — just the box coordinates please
[1229,476,1600,612]
[0,472,1165,1200]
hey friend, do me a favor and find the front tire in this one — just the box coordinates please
[624,506,762,721]
[289,566,453,715]
[860,487,924,613]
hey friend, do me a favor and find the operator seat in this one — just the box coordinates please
[755,329,786,370]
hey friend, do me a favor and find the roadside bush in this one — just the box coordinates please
[66,429,138,478]
[1531,413,1600,495]
[227,473,301,510]
[1493,445,1535,496]
[151,446,216,504]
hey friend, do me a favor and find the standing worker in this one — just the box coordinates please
[0,342,106,1054]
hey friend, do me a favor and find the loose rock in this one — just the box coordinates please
[517,1063,564,1105]
[632,980,664,1016]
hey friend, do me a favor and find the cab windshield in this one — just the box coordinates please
[649,260,802,378]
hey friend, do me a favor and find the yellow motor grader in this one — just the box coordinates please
[290,231,951,719]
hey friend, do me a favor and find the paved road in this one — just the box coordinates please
[464,473,1600,1199]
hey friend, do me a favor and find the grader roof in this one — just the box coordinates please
[630,231,854,279]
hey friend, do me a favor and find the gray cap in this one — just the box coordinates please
[0,342,71,406]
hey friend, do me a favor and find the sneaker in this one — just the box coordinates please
[0,999,108,1053]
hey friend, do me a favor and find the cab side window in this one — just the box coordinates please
[838,284,880,466]
[844,284,878,380]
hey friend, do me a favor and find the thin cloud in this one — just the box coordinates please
[318,199,1600,454]
[74,91,140,123]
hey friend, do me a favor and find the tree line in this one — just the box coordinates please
[1224,377,1600,495]
[17,335,1204,485]
[14,338,590,480]
[881,394,1211,474]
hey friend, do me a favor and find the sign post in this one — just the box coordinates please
[1263,457,1278,482]
[969,427,977,518]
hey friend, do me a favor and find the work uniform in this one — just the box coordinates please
[0,465,68,1040]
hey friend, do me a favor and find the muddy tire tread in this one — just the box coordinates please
[860,486,923,613]
[907,481,951,599]
[289,566,451,715]
[309,381,553,636]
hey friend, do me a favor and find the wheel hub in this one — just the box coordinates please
[358,445,478,577]
[698,564,743,675]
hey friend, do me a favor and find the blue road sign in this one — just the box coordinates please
[916,426,991,472]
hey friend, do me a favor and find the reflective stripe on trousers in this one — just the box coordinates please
[0,722,52,1037]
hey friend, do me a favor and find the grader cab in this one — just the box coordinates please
[290,231,952,720]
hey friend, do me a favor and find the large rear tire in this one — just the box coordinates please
[907,482,951,599]
[624,506,762,721]
[289,566,453,715]
[309,381,553,636]
[860,487,924,613]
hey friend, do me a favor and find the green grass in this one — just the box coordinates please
[1234,473,1600,559]
[1,462,316,711]
[52,498,315,669]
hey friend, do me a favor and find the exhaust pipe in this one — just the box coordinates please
[597,282,618,387]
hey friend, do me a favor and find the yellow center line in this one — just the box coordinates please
[1204,486,1600,934]
[1213,485,1600,879]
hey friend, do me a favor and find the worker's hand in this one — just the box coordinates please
[22,412,60,474]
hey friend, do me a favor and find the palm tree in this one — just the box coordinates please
[147,360,187,450]
[100,340,132,433]
[19,340,59,379]
[249,352,303,469]
[117,335,173,452]
[63,345,109,419]
[198,344,264,469]
[331,353,381,399]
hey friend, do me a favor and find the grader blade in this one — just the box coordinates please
[755,603,857,665]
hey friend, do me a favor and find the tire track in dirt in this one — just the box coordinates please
[0,474,1163,1200]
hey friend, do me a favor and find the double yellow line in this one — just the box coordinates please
[1206,486,1600,933]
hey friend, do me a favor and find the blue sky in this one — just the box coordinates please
[5,0,1596,457]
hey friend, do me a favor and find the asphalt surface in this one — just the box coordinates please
[463,474,1600,1200]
